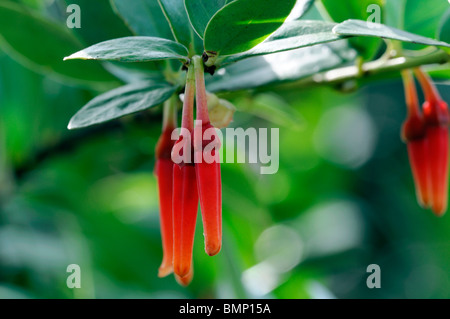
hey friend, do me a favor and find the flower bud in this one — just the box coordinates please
[415,68,449,216]
[401,70,431,208]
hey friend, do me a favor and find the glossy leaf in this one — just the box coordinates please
[221,20,340,64]
[0,1,117,85]
[404,0,449,40]
[401,0,450,50]
[333,20,450,48]
[158,0,203,53]
[204,0,297,56]
[300,2,325,21]
[65,0,133,45]
[184,0,227,38]
[110,0,173,39]
[64,37,189,62]
[68,82,177,129]
[384,0,406,29]
[206,41,356,92]
[321,0,384,60]
[288,0,316,20]
[439,8,450,44]
[103,62,167,84]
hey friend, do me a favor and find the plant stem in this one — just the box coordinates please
[401,69,420,117]
[414,67,442,104]
[294,49,450,87]
[193,55,210,123]
[182,63,196,131]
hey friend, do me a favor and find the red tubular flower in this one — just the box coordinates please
[401,70,431,208]
[172,163,198,277]
[171,63,199,277]
[415,68,449,216]
[155,97,177,277]
[193,56,222,256]
[175,260,194,286]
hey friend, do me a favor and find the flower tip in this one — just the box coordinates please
[415,188,431,209]
[205,242,221,256]
[175,271,193,286]
[174,264,191,278]
[158,265,173,278]
[431,205,447,217]
[416,198,430,210]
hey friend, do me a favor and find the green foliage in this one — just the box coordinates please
[207,41,356,92]
[203,0,297,56]
[320,0,384,60]
[403,0,449,41]
[65,0,133,45]
[220,20,340,64]
[68,82,177,129]
[184,0,227,39]
[57,0,450,127]
[1,0,450,300]
[0,1,117,85]
[158,0,203,54]
[64,37,189,62]
[110,0,173,39]
[439,9,450,44]
[333,19,450,48]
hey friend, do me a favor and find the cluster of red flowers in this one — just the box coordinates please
[154,57,222,286]
[153,63,448,285]
[402,68,449,216]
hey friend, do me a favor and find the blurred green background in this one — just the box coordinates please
[1,0,450,299]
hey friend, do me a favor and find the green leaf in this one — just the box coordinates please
[301,2,325,21]
[68,82,177,129]
[184,0,227,39]
[292,0,316,20]
[320,0,384,24]
[65,0,133,45]
[207,41,356,92]
[158,0,203,53]
[64,37,189,62]
[103,62,167,84]
[320,0,384,60]
[439,8,450,44]
[0,1,117,85]
[110,0,173,39]
[221,20,340,64]
[384,0,406,29]
[204,0,297,56]
[402,0,450,50]
[333,20,450,48]
[404,0,449,41]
